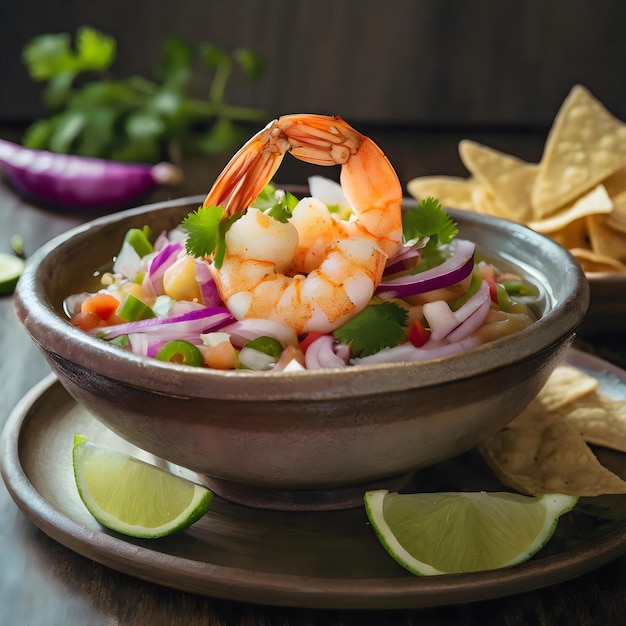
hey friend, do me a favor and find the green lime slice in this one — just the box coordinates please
[364,489,578,575]
[0,252,25,295]
[72,435,213,538]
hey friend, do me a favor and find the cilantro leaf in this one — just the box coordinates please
[402,197,459,272]
[333,301,408,357]
[182,205,224,258]
[251,184,299,223]
[402,197,458,245]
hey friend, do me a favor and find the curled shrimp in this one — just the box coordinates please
[203,114,403,334]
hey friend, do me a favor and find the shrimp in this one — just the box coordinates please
[203,114,403,334]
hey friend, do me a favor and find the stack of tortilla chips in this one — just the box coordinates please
[407,85,626,273]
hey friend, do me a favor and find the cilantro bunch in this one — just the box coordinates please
[21,26,266,164]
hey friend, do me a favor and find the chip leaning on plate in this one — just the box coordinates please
[407,85,626,274]
[479,364,626,497]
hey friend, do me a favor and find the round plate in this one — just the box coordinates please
[2,349,626,610]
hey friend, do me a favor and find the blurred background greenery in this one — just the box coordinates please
[1,0,625,189]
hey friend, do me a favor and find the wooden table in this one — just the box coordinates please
[1,128,625,625]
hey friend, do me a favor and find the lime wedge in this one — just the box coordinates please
[364,490,577,575]
[0,252,25,295]
[72,435,213,538]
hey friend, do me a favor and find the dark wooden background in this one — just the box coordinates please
[2,0,626,132]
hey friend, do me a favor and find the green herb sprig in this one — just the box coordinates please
[402,197,459,271]
[333,300,408,357]
[21,26,266,164]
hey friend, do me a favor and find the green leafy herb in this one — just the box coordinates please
[182,205,224,258]
[21,26,266,163]
[333,301,408,357]
[402,197,459,272]
[252,184,299,223]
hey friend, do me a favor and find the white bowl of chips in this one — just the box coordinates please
[408,84,626,334]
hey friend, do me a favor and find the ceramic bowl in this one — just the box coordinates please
[14,196,589,510]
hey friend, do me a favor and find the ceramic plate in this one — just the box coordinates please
[2,348,626,610]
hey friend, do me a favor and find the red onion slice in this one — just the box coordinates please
[90,307,233,340]
[148,242,183,294]
[195,259,222,307]
[0,138,182,211]
[384,245,422,275]
[376,239,475,298]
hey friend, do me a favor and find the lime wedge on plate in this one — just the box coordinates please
[0,252,25,295]
[72,435,213,538]
[364,489,577,575]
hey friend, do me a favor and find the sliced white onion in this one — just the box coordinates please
[446,294,492,342]
[423,300,460,342]
[238,347,276,371]
[423,280,491,342]
[304,334,348,370]
[308,175,351,213]
[112,240,142,279]
[453,280,491,325]
[221,318,299,348]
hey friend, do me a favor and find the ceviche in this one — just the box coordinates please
[65,115,541,372]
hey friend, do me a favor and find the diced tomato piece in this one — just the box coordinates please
[484,277,498,303]
[71,311,107,331]
[408,319,431,347]
[80,293,121,320]
[299,331,325,354]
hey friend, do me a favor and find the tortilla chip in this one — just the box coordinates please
[548,217,590,250]
[528,184,613,233]
[458,140,537,221]
[559,393,626,453]
[535,364,599,411]
[406,176,478,210]
[480,401,626,496]
[470,186,512,219]
[531,85,626,218]
[570,248,626,273]
[586,214,626,262]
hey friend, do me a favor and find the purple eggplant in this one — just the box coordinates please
[0,138,183,211]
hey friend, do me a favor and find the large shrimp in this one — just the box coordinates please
[202,114,403,334]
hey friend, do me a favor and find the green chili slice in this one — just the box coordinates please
[124,226,153,257]
[116,294,155,322]
[243,336,283,360]
[156,340,204,367]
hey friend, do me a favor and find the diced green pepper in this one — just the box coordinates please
[495,284,528,314]
[109,334,130,348]
[243,336,283,360]
[116,294,155,321]
[156,340,203,366]
[124,226,153,257]
[501,279,538,298]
